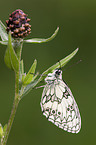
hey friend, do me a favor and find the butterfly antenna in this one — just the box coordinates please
[30,72,47,76]
[63,59,82,71]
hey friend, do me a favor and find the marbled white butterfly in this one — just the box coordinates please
[40,68,81,133]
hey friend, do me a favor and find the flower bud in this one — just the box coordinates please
[6,9,31,38]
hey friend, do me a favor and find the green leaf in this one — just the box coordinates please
[4,45,13,70]
[23,59,37,85]
[4,32,19,71]
[21,48,79,97]
[20,73,39,98]
[0,124,3,138]
[3,124,7,136]
[0,20,8,41]
[8,32,19,72]
[21,79,40,97]
[38,48,79,82]
[44,48,79,73]
[24,27,59,43]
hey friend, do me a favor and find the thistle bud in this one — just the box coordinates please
[6,9,31,38]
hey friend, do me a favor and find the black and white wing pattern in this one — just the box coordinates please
[40,69,81,133]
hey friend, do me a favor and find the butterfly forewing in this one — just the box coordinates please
[40,69,81,133]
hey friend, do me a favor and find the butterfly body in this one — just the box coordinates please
[40,69,81,133]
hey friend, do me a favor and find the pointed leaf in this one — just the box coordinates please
[44,48,79,74]
[23,59,37,85]
[31,72,39,81]
[24,27,59,43]
[0,124,3,138]
[21,48,79,97]
[0,20,8,41]
[33,48,79,85]
[21,79,40,97]
[4,45,13,70]
[8,32,19,72]
[3,124,7,134]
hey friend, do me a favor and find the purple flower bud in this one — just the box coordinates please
[6,9,31,38]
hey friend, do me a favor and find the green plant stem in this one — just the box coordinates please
[1,43,23,145]
[1,96,20,145]
[15,41,23,60]
[1,72,20,145]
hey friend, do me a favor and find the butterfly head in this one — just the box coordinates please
[45,68,62,83]
[54,68,62,78]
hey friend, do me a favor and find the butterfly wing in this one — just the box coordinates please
[40,79,81,133]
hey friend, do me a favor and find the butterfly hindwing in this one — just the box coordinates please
[40,69,81,133]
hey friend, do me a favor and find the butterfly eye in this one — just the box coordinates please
[55,70,61,75]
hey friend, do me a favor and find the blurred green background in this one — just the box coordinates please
[0,0,95,145]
